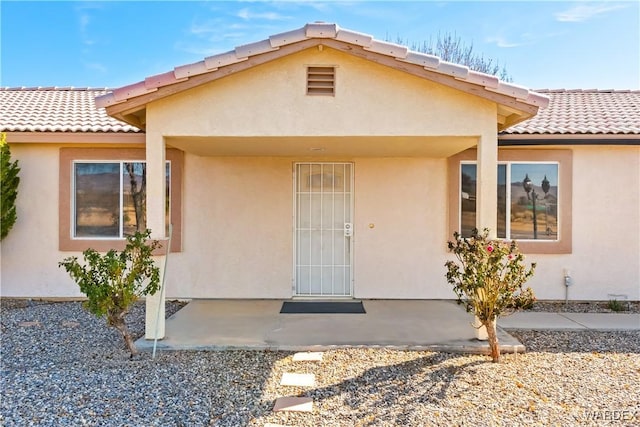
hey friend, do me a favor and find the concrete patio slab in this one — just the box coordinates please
[136,299,525,354]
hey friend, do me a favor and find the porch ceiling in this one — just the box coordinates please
[165,136,478,157]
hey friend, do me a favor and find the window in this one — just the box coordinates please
[60,148,183,252]
[448,148,572,254]
[73,161,170,238]
[460,162,559,241]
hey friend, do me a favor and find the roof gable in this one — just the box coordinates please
[96,22,549,131]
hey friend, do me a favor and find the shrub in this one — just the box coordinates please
[1,133,20,240]
[59,230,161,356]
[445,228,536,362]
[607,299,626,312]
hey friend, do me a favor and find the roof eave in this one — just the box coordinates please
[102,37,543,130]
[3,131,145,144]
[499,133,640,146]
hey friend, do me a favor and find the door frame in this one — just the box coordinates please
[292,161,355,298]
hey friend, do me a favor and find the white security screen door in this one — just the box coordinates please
[294,163,353,297]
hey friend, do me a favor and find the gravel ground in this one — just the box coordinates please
[1,300,639,426]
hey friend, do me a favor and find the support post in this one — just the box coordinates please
[475,130,498,340]
[145,132,167,340]
[476,131,498,237]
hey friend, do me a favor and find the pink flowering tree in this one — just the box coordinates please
[445,228,535,362]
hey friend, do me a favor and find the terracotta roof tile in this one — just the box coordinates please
[503,89,640,135]
[0,87,141,133]
[1,88,637,137]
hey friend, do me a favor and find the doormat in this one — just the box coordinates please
[280,301,366,314]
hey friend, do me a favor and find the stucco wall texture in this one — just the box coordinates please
[1,46,638,301]
[1,146,638,301]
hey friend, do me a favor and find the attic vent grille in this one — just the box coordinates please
[307,66,335,96]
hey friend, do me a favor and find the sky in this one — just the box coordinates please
[1,1,638,90]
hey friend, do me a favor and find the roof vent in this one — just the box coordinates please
[307,66,335,96]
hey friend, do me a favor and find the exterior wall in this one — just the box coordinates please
[165,155,452,300]
[166,155,294,298]
[353,158,451,299]
[146,46,496,138]
[523,145,640,300]
[1,144,638,301]
[0,144,83,297]
[1,49,637,301]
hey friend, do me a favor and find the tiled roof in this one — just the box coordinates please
[1,88,637,138]
[0,87,141,133]
[95,22,549,110]
[503,89,640,135]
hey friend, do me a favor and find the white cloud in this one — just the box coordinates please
[75,2,104,47]
[485,30,566,49]
[485,36,522,48]
[555,3,627,22]
[237,7,290,21]
[84,62,107,74]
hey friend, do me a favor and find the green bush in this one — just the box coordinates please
[607,299,626,312]
[445,228,536,362]
[1,133,20,240]
[59,230,161,356]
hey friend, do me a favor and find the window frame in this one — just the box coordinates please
[72,160,170,240]
[448,148,572,254]
[60,148,183,252]
[459,160,561,242]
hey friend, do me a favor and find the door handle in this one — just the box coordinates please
[344,223,353,237]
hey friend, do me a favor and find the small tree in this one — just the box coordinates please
[445,228,535,362]
[1,133,21,240]
[59,230,161,357]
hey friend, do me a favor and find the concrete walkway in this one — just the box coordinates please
[136,300,639,354]
[499,311,640,331]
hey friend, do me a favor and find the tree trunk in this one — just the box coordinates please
[110,314,138,357]
[125,163,146,232]
[485,317,500,362]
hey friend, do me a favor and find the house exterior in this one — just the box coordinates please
[1,23,638,338]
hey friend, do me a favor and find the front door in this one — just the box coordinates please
[294,163,353,297]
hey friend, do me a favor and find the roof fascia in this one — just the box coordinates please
[5,131,145,144]
[319,39,539,119]
[106,38,322,121]
[106,38,538,127]
[499,134,640,146]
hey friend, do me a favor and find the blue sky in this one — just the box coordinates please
[1,1,638,90]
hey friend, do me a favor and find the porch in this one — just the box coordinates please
[136,299,524,354]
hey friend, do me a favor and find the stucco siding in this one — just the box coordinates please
[353,158,451,299]
[164,155,453,299]
[0,144,82,297]
[1,146,638,301]
[524,146,640,300]
[165,155,294,298]
[147,46,495,139]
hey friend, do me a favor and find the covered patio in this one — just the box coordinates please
[136,299,524,354]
